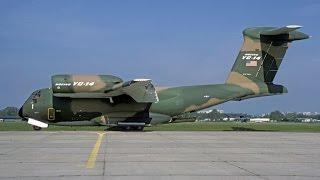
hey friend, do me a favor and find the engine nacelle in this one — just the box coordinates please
[52,75,123,93]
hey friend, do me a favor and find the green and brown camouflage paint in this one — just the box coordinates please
[19,26,309,128]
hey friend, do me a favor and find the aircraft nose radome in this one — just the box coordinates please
[18,106,27,120]
[18,107,23,118]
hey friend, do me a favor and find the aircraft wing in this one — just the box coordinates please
[54,79,159,103]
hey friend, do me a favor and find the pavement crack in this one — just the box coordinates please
[223,161,263,178]
[102,133,107,176]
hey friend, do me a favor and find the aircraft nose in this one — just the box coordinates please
[18,106,27,120]
[18,107,23,118]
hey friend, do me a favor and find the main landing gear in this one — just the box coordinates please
[123,125,144,131]
[32,125,42,131]
[116,122,146,131]
[107,125,145,131]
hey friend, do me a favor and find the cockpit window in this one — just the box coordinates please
[31,90,41,103]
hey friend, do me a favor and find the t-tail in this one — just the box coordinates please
[226,25,309,100]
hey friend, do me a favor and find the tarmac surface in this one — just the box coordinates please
[1,131,320,180]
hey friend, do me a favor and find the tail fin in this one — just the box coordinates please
[226,25,309,95]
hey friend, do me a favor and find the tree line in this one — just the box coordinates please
[0,107,19,118]
[175,109,320,122]
[263,110,320,122]
[0,106,319,121]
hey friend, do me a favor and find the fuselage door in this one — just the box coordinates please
[48,108,55,121]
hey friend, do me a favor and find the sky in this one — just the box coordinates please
[0,0,319,114]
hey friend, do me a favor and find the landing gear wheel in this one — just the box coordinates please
[32,125,42,131]
[136,126,144,131]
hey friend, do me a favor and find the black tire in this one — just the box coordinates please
[136,126,144,131]
[32,125,42,131]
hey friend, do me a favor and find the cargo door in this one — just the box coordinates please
[48,108,55,121]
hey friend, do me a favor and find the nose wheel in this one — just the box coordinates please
[32,125,42,131]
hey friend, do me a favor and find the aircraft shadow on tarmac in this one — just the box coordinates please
[105,126,276,132]
[105,126,146,132]
[227,127,276,132]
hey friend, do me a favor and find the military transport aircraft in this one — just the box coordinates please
[19,25,309,130]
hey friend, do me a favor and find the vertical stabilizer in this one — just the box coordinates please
[226,25,309,94]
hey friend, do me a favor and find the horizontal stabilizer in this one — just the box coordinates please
[261,25,302,35]
[243,25,309,41]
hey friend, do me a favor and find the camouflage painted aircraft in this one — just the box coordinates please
[19,25,309,130]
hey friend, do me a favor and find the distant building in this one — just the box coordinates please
[0,116,21,122]
[223,117,236,121]
[250,118,270,123]
[298,118,320,123]
[197,109,224,114]
[198,109,213,114]
[302,112,312,116]
[298,112,319,116]
[217,109,224,113]
[301,118,311,123]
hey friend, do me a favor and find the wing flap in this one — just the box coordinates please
[120,79,159,103]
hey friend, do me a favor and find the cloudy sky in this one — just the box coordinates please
[0,0,319,114]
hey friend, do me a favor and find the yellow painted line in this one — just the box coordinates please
[86,132,106,168]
